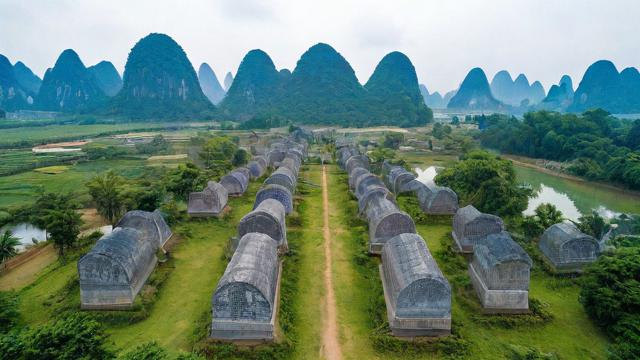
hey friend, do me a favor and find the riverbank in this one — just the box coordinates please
[504,154,640,197]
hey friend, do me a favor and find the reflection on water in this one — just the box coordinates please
[414,166,442,186]
[525,184,582,221]
[516,165,640,220]
[0,223,47,252]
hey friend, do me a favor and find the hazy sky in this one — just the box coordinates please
[1,0,639,94]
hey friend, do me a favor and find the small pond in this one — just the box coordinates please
[0,223,47,252]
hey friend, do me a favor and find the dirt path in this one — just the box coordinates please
[321,165,342,360]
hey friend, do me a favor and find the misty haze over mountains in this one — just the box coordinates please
[2,32,640,122]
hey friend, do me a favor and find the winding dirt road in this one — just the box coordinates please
[321,165,342,360]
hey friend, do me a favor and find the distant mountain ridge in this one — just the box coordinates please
[111,33,214,119]
[13,61,42,96]
[490,70,545,106]
[35,49,106,112]
[0,54,31,111]
[419,84,447,109]
[569,60,640,114]
[364,51,433,125]
[219,49,282,120]
[198,63,226,105]
[448,68,503,110]
[88,61,122,97]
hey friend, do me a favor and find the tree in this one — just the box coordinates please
[522,203,564,238]
[383,133,404,149]
[198,136,237,170]
[43,208,82,258]
[165,163,205,201]
[576,211,610,240]
[87,171,126,225]
[368,147,396,174]
[435,150,531,217]
[23,313,113,360]
[0,232,21,263]
[30,192,80,230]
[119,341,168,360]
[580,248,640,359]
[231,148,248,167]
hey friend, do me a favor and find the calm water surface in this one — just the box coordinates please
[515,166,640,220]
[0,223,47,251]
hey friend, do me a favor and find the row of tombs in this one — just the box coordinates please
[209,137,307,341]
[336,140,602,337]
[76,136,307,329]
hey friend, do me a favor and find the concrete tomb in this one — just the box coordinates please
[538,222,600,273]
[238,199,288,253]
[380,233,451,337]
[365,196,416,254]
[211,233,280,341]
[469,231,532,313]
[452,205,504,253]
[221,170,250,196]
[254,184,293,214]
[188,181,228,217]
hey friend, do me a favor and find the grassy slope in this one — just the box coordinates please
[292,165,325,359]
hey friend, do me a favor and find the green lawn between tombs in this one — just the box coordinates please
[13,164,327,358]
[325,164,609,359]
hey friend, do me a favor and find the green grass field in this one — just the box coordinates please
[0,159,147,208]
[0,121,214,147]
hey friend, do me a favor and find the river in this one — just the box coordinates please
[414,165,640,220]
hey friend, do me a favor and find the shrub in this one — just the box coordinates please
[119,341,168,360]
[0,292,20,333]
[23,313,114,359]
[580,247,640,359]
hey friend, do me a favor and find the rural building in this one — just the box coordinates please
[366,196,416,254]
[538,222,600,273]
[254,184,293,214]
[238,199,288,253]
[469,231,532,312]
[211,233,280,341]
[188,181,228,217]
[381,233,451,337]
[452,205,504,253]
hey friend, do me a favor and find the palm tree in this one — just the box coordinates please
[86,171,125,225]
[0,231,21,263]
